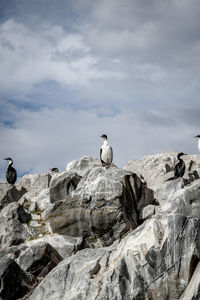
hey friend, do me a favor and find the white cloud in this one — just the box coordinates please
[0,19,123,94]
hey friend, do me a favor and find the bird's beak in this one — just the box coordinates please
[4,158,7,160]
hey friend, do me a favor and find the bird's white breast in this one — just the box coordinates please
[198,139,200,152]
[101,144,112,164]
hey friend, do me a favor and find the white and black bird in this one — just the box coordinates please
[100,134,113,168]
[165,152,186,181]
[4,157,17,185]
[195,135,200,152]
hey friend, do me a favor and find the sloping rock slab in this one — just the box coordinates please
[46,167,154,247]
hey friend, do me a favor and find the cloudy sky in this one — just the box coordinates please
[0,0,200,180]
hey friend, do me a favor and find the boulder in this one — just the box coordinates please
[0,183,27,210]
[0,257,37,300]
[50,171,81,203]
[66,156,102,176]
[17,242,62,278]
[18,172,51,191]
[46,167,154,247]
[0,202,33,249]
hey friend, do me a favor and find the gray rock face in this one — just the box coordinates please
[0,257,37,300]
[46,167,154,247]
[1,153,200,300]
[49,171,82,203]
[66,156,102,176]
[30,213,200,300]
[18,172,51,191]
[0,203,33,249]
[0,183,27,210]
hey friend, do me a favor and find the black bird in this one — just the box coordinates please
[4,157,17,185]
[165,152,186,181]
[49,167,59,173]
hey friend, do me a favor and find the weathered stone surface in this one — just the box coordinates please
[142,204,156,219]
[124,151,200,202]
[66,156,102,176]
[46,167,154,247]
[0,257,37,300]
[30,211,200,300]
[18,172,51,191]
[49,171,81,203]
[0,202,33,249]
[0,183,27,210]
[17,242,62,278]
[170,179,200,218]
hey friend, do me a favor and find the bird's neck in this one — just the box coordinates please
[8,160,13,167]
[103,139,108,146]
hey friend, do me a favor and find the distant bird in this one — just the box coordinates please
[100,134,113,168]
[195,135,200,152]
[165,152,186,181]
[49,167,59,173]
[4,157,17,185]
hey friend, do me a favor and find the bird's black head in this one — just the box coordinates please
[195,135,200,138]
[177,152,186,159]
[4,157,13,161]
[101,134,107,139]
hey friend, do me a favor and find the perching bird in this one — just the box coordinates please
[49,167,59,173]
[100,134,113,168]
[195,135,200,152]
[165,152,186,181]
[4,157,17,185]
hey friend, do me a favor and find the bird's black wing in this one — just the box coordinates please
[110,147,113,163]
[100,148,106,166]
[174,161,185,178]
[6,167,17,184]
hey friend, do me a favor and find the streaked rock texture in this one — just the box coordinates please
[46,166,154,247]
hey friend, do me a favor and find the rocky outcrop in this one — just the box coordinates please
[45,166,154,247]
[0,154,200,299]
[124,151,200,202]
